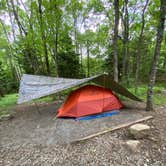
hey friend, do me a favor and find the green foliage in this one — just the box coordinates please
[128,84,166,105]
[87,0,105,13]
[0,93,54,117]
[0,0,165,104]
[57,51,81,78]
[0,93,17,109]
[82,57,104,76]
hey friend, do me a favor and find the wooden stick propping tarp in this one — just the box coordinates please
[74,116,153,142]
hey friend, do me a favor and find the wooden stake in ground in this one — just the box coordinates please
[74,116,153,142]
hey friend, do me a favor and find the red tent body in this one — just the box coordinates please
[56,85,123,118]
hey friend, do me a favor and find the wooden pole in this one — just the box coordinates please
[74,116,153,142]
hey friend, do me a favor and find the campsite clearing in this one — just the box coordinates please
[0,101,166,165]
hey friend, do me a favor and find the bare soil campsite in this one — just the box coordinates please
[0,100,166,166]
[0,0,165,165]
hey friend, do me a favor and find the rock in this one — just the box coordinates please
[162,90,166,94]
[126,140,140,152]
[0,114,14,121]
[129,123,150,139]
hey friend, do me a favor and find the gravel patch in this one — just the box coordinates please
[0,101,166,165]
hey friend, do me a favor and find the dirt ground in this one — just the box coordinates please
[0,101,166,166]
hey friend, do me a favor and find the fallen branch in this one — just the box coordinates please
[74,116,153,142]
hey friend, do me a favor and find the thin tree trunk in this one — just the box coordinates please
[80,44,83,72]
[53,28,59,76]
[122,0,129,82]
[0,19,19,81]
[7,0,16,41]
[163,56,166,68]
[87,40,90,77]
[10,0,39,74]
[126,51,130,85]
[48,0,59,76]
[146,0,165,111]
[113,0,119,82]
[49,0,61,77]
[0,89,4,97]
[74,17,79,54]
[134,0,149,93]
[10,0,27,36]
[38,0,50,74]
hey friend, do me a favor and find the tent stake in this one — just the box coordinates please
[74,116,153,142]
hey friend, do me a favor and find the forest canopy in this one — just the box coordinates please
[0,0,165,111]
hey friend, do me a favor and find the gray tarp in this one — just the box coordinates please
[17,74,141,104]
[17,74,102,104]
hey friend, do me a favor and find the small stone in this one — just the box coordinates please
[129,123,150,139]
[126,140,140,152]
[146,159,150,162]
[0,114,14,121]
[162,90,166,94]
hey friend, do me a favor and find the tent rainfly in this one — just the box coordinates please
[17,73,142,104]
[56,84,123,118]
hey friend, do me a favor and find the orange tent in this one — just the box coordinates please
[56,85,123,118]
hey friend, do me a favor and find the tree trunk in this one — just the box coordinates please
[122,0,129,82]
[113,0,119,82]
[10,0,27,36]
[53,28,59,76]
[38,0,50,74]
[7,0,16,41]
[80,44,83,71]
[87,41,90,77]
[134,0,149,93]
[0,20,19,81]
[146,0,165,111]
[163,55,166,68]
[48,1,60,76]
[9,0,39,74]
[0,89,4,97]
[74,16,79,54]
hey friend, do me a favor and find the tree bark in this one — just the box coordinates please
[113,0,119,82]
[0,19,19,81]
[10,0,27,36]
[53,28,59,76]
[122,0,129,82]
[9,0,39,74]
[38,0,50,74]
[80,44,83,72]
[163,55,166,68]
[49,1,61,76]
[146,0,165,111]
[134,0,149,93]
[74,16,79,54]
[7,0,16,41]
[87,40,90,77]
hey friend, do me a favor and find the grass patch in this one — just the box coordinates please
[0,94,18,109]
[0,93,54,117]
[33,96,54,103]
[127,84,166,105]
[0,93,18,117]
